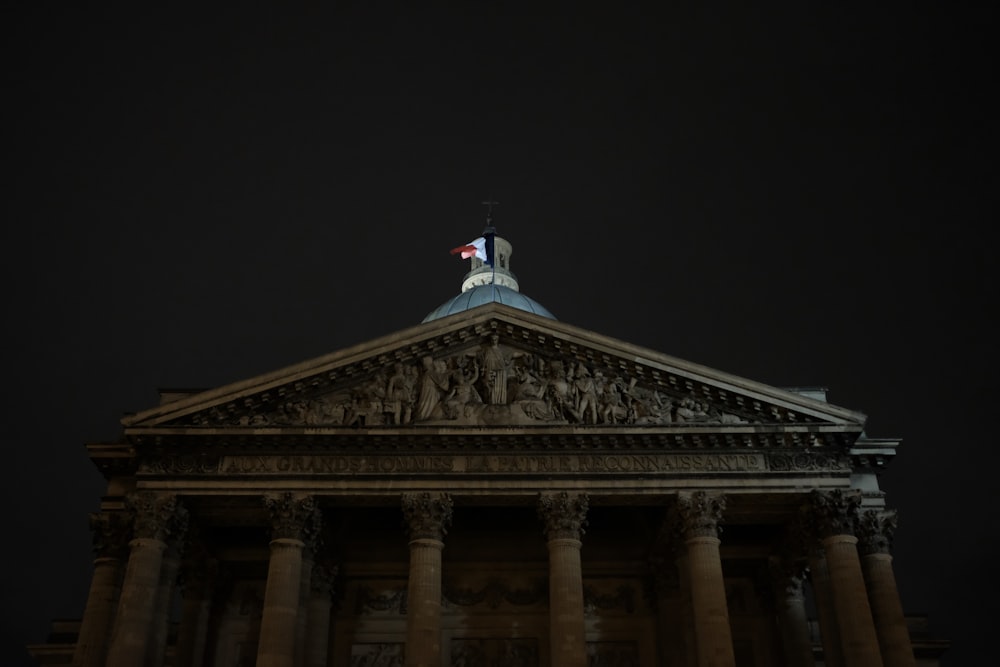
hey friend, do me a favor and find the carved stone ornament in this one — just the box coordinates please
[585,641,640,667]
[537,491,589,540]
[125,492,188,543]
[401,492,453,541]
[858,509,898,555]
[88,512,132,559]
[451,638,539,667]
[583,583,636,615]
[263,492,321,543]
[350,643,404,667]
[356,586,408,615]
[675,491,726,539]
[443,578,547,609]
[803,489,861,539]
[768,451,851,472]
[222,337,752,428]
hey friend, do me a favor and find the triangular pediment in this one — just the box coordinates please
[122,304,865,445]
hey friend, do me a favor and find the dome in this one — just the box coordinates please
[422,284,556,323]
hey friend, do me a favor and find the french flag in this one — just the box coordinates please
[450,233,494,266]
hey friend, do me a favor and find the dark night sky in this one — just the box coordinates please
[2,4,994,665]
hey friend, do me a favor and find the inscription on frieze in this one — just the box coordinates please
[139,452,772,475]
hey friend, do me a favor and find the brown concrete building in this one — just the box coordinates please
[30,233,947,666]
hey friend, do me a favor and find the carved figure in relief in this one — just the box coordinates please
[345,373,386,426]
[511,359,556,420]
[385,363,414,425]
[674,397,710,423]
[245,348,752,428]
[599,375,629,424]
[444,357,481,418]
[572,365,599,424]
[544,360,574,420]
[674,397,696,422]
[416,356,451,421]
[627,387,671,424]
[479,334,520,405]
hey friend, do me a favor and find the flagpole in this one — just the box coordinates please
[481,198,499,296]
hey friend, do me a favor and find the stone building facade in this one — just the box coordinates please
[30,234,946,666]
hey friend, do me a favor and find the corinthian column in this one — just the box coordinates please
[538,491,589,667]
[72,512,130,667]
[649,553,691,667]
[256,493,322,667]
[675,491,735,667]
[105,493,186,667]
[147,528,187,667]
[806,490,883,667]
[768,556,816,667]
[175,536,218,667]
[294,548,315,667]
[858,510,915,667]
[402,492,453,667]
[305,563,337,667]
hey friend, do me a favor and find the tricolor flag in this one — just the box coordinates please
[450,237,487,261]
[450,234,495,266]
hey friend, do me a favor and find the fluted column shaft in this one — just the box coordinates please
[73,557,125,667]
[407,538,444,665]
[175,589,213,667]
[257,493,321,667]
[72,512,130,667]
[175,554,218,667]
[147,545,183,667]
[294,551,314,667]
[106,537,167,667]
[305,565,335,667]
[259,539,305,666]
[538,491,589,667]
[824,535,883,666]
[861,553,914,667]
[402,492,453,667]
[807,550,843,667]
[676,551,698,667]
[769,560,815,667]
[106,493,186,667]
[807,490,883,667]
[676,492,735,667]
[859,510,915,667]
[651,558,689,667]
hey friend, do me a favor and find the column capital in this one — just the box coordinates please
[802,489,862,539]
[537,491,589,541]
[125,492,188,542]
[88,511,132,559]
[675,491,725,539]
[857,509,898,556]
[401,492,453,541]
[263,492,322,544]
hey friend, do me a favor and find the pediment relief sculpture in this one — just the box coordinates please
[209,336,754,428]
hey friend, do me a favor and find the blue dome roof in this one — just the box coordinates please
[423,284,556,323]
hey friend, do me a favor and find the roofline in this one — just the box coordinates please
[122,303,867,428]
